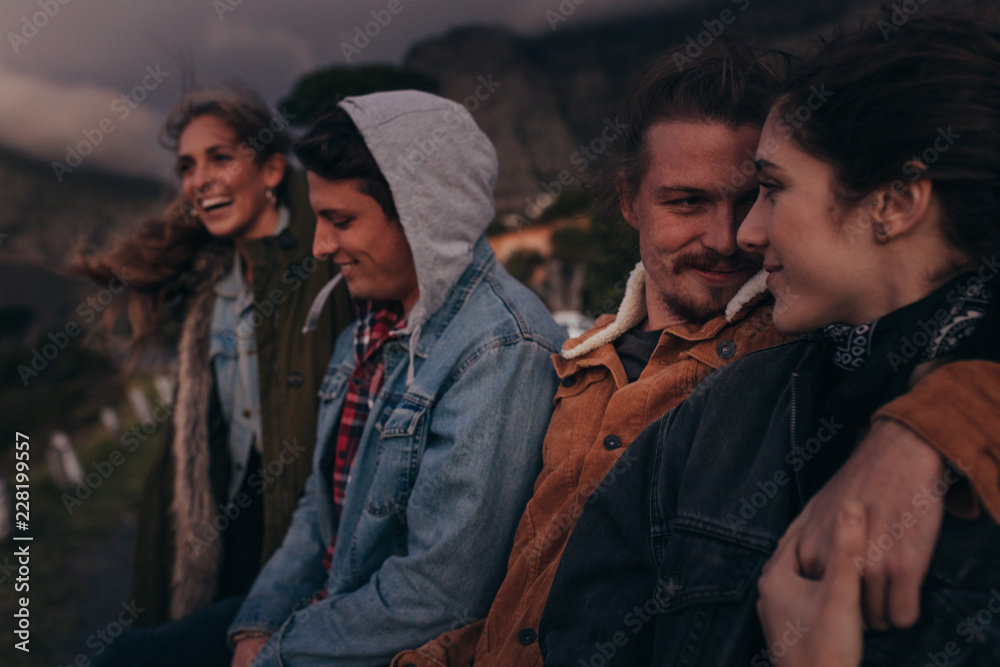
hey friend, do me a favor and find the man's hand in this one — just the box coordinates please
[758,502,867,667]
[231,635,270,667]
[781,418,945,630]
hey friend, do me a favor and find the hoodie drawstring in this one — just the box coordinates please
[406,323,422,387]
[302,274,344,334]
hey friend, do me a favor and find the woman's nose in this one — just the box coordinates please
[737,198,769,253]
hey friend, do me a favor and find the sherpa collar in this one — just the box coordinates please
[560,264,769,360]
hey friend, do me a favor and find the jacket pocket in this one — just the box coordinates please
[318,365,351,402]
[648,520,769,666]
[544,368,612,468]
[365,400,428,518]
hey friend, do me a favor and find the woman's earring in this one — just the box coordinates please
[876,223,890,240]
[265,188,275,204]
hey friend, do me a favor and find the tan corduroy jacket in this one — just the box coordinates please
[393,264,789,667]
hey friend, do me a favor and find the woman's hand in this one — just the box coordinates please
[757,501,867,667]
[781,419,945,630]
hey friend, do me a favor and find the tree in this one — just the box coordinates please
[279,65,439,127]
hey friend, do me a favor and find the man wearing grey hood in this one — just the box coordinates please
[226,91,566,666]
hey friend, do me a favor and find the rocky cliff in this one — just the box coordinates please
[404,0,881,216]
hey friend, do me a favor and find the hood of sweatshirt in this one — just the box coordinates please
[338,90,499,335]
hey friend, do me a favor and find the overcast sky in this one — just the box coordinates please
[0,0,686,182]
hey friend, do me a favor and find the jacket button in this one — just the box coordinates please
[242,408,252,419]
[561,375,577,388]
[287,372,304,388]
[716,340,737,359]
[517,628,537,645]
[603,434,622,450]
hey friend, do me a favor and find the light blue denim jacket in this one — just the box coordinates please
[229,91,566,665]
[210,210,290,503]
[210,248,263,504]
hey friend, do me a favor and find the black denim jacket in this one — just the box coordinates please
[540,339,1000,666]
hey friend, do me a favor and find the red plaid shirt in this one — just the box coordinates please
[319,299,405,579]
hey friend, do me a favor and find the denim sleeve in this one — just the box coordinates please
[257,340,559,666]
[227,467,329,641]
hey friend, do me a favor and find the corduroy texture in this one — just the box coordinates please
[392,272,790,667]
[875,360,1000,522]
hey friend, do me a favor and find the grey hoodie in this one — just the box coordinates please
[231,90,566,666]
[344,91,497,332]
[306,91,500,381]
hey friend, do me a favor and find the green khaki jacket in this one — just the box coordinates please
[132,172,354,624]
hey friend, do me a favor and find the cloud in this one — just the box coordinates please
[0,64,172,181]
[196,20,317,102]
[0,0,688,180]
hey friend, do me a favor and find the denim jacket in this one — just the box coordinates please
[229,236,564,665]
[209,208,293,503]
[540,339,1000,666]
[231,90,567,665]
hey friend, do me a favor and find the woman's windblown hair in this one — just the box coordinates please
[77,83,292,347]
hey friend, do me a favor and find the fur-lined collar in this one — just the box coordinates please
[561,263,770,360]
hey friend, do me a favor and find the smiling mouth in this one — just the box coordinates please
[198,195,233,213]
[697,267,741,274]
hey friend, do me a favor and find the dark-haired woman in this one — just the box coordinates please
[81,86,353,662]
[539,9,1000,665]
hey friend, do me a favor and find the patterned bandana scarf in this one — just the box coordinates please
[817,271,997,425]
